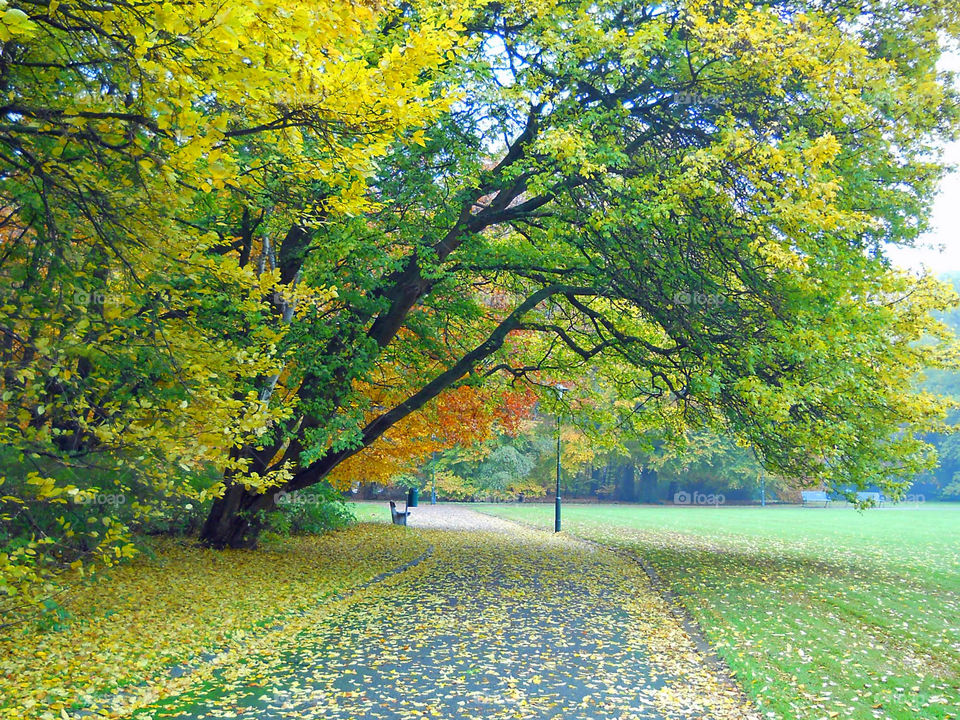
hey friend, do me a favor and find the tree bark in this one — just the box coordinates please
[198,108,560,549]
[199,481,277,549]
[638,466,658,503]
[616,461,636,502]
[200,283,595,548]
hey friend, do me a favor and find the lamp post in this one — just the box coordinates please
[427,443,438,505]
[554,384,569,532]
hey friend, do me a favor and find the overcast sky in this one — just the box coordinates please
[886,51,960,276]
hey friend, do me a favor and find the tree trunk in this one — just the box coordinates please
[589,466,602,498]
[199,284,578,548]
[638,466,658,503]
[616,462,636,502]
[199,482,276,549]
[667,480,679,503]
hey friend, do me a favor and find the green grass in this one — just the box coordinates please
[348,500,394,523]
[477,502,960,720]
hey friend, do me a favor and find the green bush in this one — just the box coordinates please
[270,484,355,536]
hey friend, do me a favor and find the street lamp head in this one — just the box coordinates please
[555,383,570,398]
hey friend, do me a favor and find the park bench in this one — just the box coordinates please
[389,500,410,526]
[855,491,885,507]
[801,490,831,507]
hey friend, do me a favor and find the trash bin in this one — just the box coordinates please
[407,487,419,507]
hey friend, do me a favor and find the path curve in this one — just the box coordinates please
[130,505,760,720]
[405,503,531,532]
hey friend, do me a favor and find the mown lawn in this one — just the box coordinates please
[350,500,394,523]
[477,502,960,720]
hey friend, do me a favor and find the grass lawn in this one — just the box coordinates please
[477,502,960,720]
[350,500,394,523]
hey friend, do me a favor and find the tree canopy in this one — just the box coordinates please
[3,0,960,612]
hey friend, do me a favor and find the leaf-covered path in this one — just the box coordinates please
[135,507,759,720]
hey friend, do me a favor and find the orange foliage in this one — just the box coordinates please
[328,383,536,487]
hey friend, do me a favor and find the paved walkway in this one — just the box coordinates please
[133,507,759,720]
[405,503,531,532]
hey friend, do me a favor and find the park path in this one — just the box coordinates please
[132,506,759,720]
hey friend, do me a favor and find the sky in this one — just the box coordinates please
[885,51,960,276]
[886,139,960,276]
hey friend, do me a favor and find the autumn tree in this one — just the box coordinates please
[325,381,537,490]
[191,0,960,546]
[4,0,960,560]
[0,0,462,609]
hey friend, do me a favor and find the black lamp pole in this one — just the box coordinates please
[555,414,562,532]
[429,446,438,505]
[555,384,568,533]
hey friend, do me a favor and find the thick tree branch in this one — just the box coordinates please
[284,283,598,491]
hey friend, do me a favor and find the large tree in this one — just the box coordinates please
[3,0,959,557]
[199,0,960,546]
[0,0,462,608]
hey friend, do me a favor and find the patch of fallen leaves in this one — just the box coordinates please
[122,522,760,720]
[0,525,429,720]
[480,505,960,720]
